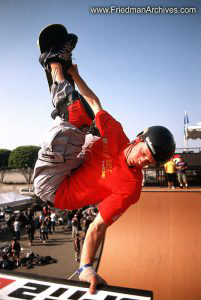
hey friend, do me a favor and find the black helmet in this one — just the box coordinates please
[138,126,176,164]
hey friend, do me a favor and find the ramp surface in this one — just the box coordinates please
[98,191,201,300]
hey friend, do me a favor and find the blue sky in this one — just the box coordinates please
[0,0,200,150]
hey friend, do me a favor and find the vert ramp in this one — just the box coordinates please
[97,191,201,300]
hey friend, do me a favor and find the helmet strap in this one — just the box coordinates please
[131,136,142,144]
[126,136,143,167]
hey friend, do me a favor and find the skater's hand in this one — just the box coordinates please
[79,266,107,294]
[68,64,79,80]
[89,274,107,295]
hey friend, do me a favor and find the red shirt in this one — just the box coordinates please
[55,110,142,226]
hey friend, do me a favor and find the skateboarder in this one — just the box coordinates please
[33,28,175,293]
[74,233,81,262]
[34,25,97,204]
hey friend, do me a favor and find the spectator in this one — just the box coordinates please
[7,215,15,236]
[27,207,35,221]
[164,157,176,189]
[18,212,29,227]
[43,205,50,217]
[63,210,68,225]
[0,253,14,270]
[26,220,35,246]
[67,211,73,230]
[71,214,79,238]
[142,169,145,186]
[50,211,57,232]
[41,221,48,244]
[74,233,81,262]
[13,218,20,240]
[39,211,45,223]
[46,215,52,234]
[11,238,21,266]
[38,212,45,239]
[176,157,188,188]
[81,215,91,236]
[58,215,64,225]
[76,209,83,230]
[34,215,40,231]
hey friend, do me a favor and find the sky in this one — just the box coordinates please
[0,0,201,150]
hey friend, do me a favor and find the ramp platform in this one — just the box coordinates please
[0,271,153,300]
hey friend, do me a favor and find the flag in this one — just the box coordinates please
[184,111,189,125]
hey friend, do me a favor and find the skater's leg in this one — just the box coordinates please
[50,62,65,82]
[49,62,95,129]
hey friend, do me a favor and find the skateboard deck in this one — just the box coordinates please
[38,24,77,90]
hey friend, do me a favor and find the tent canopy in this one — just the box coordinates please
[0,192,33,208]
[186,124,201,140]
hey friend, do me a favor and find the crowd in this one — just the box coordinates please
[164,155,189,189]
[0,203,98,270]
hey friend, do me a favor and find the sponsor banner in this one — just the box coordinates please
[0,273,153,300]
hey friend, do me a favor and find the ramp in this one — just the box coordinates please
[97,191,201,300]
[0,271,153,300]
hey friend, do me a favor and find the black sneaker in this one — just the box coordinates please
[39,41,76,71]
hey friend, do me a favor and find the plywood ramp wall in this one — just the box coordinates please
[98,192,201,300]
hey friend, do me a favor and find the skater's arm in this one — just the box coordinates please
[79,213,108,294]
[68,65,103,116]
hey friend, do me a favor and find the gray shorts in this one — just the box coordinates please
[33,118,95,203]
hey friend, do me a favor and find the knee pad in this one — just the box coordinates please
[51,80,73,108]
[67,91,95,128]
[51,85,95,128]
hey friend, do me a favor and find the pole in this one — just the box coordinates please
[184,125,188,152]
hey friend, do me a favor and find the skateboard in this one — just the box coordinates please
[38,24,78,90]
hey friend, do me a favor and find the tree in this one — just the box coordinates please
[9,146,40,183]
[0,149,11,182]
